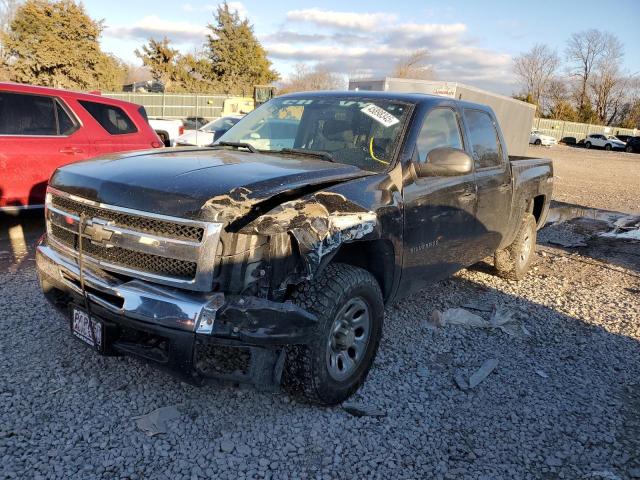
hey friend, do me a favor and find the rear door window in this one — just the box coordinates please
[79,100,137,135]
[463,109,503,169]
[0,92,77,136]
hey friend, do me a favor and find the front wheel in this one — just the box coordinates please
[494,213,537,281]
[534,139,542,146]
[282,263,384,405]
[605,143,612,151]
[626,145,634,153]
[585,141,592,149]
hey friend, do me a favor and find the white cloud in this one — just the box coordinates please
[286,8,398,31]
[106,15,209,43]
[265,9,516,92]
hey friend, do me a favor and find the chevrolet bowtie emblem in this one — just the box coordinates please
[83,221,114,245]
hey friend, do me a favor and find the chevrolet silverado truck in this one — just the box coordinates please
[36,92,553,405]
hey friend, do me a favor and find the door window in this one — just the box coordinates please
[0,92,56,135]
[79,100,137,135]
[415,108,463,162]
[464,109,503,169]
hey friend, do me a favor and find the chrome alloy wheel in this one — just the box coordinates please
[325,297,371,381]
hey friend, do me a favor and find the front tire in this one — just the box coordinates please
[626,145,633,153]
[534,139,542,146]
[585,141,592,149]
[282,263,384,405]
[605,143,612,151]
[494,213,537,281]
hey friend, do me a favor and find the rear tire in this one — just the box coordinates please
[494,213,537,281]
[585,141,591,149]
[626,145,633,153]
[605,143,612,151]
[282,263,384,405]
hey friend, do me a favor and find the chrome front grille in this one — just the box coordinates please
[45,188,222,291]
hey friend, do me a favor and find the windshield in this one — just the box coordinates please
[217,97,411,172]
[606,135,620,140]
[201,117,238,132]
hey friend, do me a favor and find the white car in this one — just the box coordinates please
[529,130,557,146]
[175,116,243,147]
[148,118,184,147]
[584,134,626,151]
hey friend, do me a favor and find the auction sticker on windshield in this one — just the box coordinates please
[361,104,400,127]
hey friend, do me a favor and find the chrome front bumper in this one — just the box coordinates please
[36,242,218,333]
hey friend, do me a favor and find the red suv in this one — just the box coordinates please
[0,83,163,209]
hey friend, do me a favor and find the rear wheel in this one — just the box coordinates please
[626,145,634,153]
[605,143,612,151]
[282,263,384,405]
[585,141,592,149]
[494,213,537,281]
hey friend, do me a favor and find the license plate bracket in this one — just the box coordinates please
[71,307,103,351]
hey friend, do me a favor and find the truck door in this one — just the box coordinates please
[399,106,479,296]
[462,108,512,259]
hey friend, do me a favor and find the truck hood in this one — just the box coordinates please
[50,148,373,220]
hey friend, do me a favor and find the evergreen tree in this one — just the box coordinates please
[2,0,125,90]
[206,2,278,94]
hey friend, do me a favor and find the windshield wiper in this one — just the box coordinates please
[278,148,336,163]
[216,141,258,153]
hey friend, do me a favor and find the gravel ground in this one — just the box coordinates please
[1,148,640,480]
[530,144,640,214]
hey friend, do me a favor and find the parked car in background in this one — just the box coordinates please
[175,115,243,147]
[0,82,162,209]
[584,134,626,151]
[182,116,209,131]
[624,136,640,153]
[615,134,631,143]
[148,118,184,147]
[529,129,557,146]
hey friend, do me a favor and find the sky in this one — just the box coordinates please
[89,0,640,95]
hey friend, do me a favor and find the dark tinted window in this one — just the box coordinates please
[0,92,57,135]
[416,108,463,163]
[464,109,502,168]
[56,102,76,135]
[79,100,137,135]
[137,106,149,122]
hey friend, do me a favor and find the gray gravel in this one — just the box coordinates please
[1,148,639,479]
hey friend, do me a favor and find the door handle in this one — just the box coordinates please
[59,147,84,154]
[458,192,477,203]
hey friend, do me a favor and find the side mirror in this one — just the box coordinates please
[414,147,473,177]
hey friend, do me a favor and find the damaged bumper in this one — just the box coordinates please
[36,240,317,386]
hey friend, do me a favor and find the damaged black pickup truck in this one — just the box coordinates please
[36,91,553,405]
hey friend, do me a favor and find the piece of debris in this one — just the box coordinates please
[416,366,429,378]
[468,359,499,388]
[342,403,386,418]
[600,217,640,241]
[132,406,180,436]
[431,308,488,328]
[535,369,549,379]
[454,372,469,391]
[489,308,529,337]
[547,237,587,248]
[461,301,495,313]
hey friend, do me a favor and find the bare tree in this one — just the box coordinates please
[587,33,626,125]
[278,64,345,94]
[513,44,560,111]
[392,49,435,80]
[566,29,622,119]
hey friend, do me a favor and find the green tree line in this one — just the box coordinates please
[0,0,277,94]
